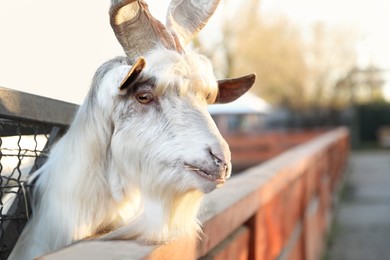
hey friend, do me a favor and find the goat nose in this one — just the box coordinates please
[209,149,228,170]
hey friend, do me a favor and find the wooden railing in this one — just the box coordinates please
[40,127,349,260]
[225,129,329,172]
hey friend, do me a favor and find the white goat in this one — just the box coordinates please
[9,0,255,259]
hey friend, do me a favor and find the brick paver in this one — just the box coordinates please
[327,151,390,260]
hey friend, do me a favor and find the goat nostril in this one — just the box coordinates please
[209,149,227,167]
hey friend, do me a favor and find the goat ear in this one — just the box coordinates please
[119,57,146,95]
[214,74,256,104]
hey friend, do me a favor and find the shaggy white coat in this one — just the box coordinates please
[9,49,231,260]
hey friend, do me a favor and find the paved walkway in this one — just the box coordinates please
[327,151,390,260]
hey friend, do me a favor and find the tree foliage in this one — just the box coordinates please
[200,0,361,110]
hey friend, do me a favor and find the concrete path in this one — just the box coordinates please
[327,151,390,260]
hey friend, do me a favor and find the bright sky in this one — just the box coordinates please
[0,0,389,104]
[261,0,390,69]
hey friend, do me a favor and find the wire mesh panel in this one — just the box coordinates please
[0,119,53,259]
[0,87,76,259]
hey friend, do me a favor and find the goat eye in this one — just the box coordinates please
[136,92,154,104]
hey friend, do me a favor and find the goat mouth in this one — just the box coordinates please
[184,165,226,184]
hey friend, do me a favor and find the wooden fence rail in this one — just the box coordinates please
[40,127,349,260]
[225,129,329,172]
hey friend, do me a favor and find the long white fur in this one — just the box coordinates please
[9,49,231,259]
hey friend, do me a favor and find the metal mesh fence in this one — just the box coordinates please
[0,87,76,259]
[0,119,53,259]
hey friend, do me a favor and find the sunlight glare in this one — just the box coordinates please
[383,83,390,103]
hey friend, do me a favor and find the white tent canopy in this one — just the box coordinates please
[208,93,272,115]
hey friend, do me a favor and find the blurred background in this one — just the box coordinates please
[1,1,390,259]
[201,0,390,151]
